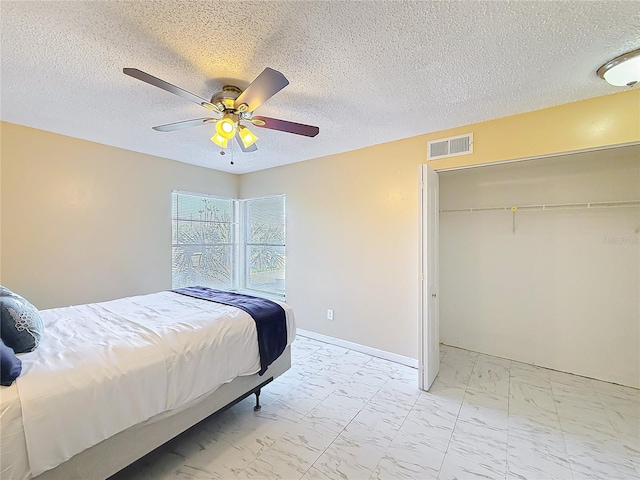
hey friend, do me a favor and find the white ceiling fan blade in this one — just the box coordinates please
[124,68,221,112]
[234,68,289,113]
[152,118,218,132]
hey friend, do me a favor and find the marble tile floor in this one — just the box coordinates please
[111,336,640,480]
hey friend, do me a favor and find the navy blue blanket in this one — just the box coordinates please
[172,287,287,375]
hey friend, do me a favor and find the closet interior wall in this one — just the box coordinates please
[438,145,640,388]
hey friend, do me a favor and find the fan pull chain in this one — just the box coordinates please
[230,141,235,165]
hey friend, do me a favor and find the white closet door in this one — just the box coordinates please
[419,165,440,391]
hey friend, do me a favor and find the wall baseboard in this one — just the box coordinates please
[296,328,418,368]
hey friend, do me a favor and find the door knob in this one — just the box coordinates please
[432,293,437,298]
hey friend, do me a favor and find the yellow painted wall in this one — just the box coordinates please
[0,122,239,309]
[242,90,640,361]
[427,89,640,170]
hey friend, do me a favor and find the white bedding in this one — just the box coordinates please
[0,291,295,478]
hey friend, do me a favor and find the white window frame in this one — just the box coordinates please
[239,194,286,299]
[172,190,238,291]
[171,190,286,300]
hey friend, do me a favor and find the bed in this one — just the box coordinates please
[0,289,296,480]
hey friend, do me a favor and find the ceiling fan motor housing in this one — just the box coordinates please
[211,85,242,111]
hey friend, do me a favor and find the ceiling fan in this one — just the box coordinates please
[123,67,319,153]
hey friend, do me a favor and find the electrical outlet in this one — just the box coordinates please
[327,309,334,320]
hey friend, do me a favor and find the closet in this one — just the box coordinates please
[437,145,640,388]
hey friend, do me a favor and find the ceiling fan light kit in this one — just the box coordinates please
[597,48,640,87]
[238,125,258,148]
[123,67,319,160]
[216,116,237,139]
[210,133,229,149]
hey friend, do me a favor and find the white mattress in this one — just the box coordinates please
[0,291,295,479]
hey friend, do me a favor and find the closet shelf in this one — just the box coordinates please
[440,200,640,214]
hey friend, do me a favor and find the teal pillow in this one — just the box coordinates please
[0,286,44,353]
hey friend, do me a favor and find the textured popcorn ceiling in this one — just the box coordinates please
[1,1,638,174]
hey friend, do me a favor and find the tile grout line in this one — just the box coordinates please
[250,343,346,480]
[303,352,388,479]
[551,376,621,480]
[357,359,424,479]
[435,353,477,477]
[367,368,425,479]
[597,389,640,470]
[537,373,576,480]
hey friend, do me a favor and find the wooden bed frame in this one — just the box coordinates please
[34,346,291,480]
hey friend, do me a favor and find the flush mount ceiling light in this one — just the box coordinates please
[597,48,640,87]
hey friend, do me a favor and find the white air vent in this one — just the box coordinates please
[427,133,473,160]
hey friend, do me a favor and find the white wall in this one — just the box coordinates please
[439,146,640,388]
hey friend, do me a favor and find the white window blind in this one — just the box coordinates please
[171,192,286,299]
[242,195,286,297]
[172,192,235,290]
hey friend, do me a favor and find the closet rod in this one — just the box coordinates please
[440,200,640,214]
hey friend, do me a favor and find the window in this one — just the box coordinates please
[171,191,285,298]
[172,192,236,290]
[242,195,286,297]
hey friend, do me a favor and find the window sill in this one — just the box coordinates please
[236,288,285,303]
